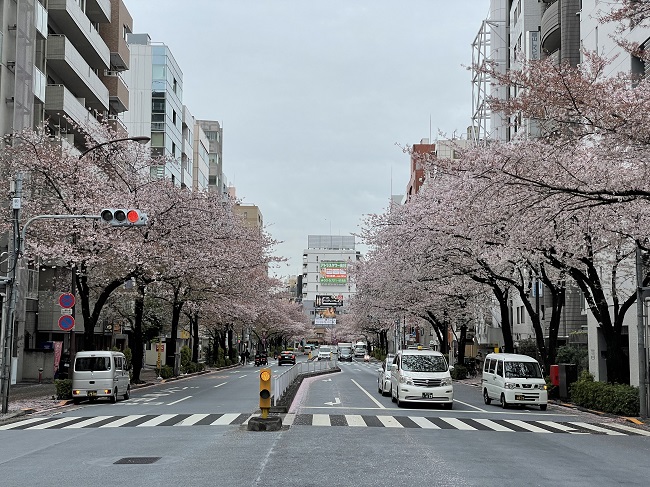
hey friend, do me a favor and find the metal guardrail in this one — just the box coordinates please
[272,359,338,406]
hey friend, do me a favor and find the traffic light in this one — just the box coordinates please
[100,208,148,227]
[259,368,272,418]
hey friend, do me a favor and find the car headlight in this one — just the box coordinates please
[537,384,547,390]
[440,377,452,386]
[399,375,413,386]
[505,382,516,389]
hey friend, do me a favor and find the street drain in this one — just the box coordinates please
[114,457,161,465]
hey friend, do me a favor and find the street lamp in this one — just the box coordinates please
[78,135,150,159]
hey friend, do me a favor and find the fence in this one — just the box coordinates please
[272,359,337,406]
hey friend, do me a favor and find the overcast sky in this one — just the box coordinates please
[124,1,490,277]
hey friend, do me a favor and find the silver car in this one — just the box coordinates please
[377,354,395,396]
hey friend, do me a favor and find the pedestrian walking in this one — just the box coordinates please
[245,349,250,364]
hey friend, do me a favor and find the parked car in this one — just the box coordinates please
[377,356,395,396]
[482,353,548,410]
[318,346,332,361]
[278,351,296,366]
[338,347,353,362]
[71,350,130,405]
[390,349,453,409]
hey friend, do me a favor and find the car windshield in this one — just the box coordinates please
[401,355,447,372]
[76,357,111,371]
[504,361,543,379]
[320,347,330,353]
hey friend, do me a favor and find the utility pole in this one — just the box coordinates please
[635,244,648,418]
[1,174,22,413]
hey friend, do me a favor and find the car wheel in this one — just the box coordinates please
[483,389,491,405]
[110,389,118,403]
[378,380,382,394]
[73,398,80,405]
[123,385,130,400]
[391,387,396,403]
[540,404,547,411]
[443,402,453,410]
[500,393,508,409]
[396,388,403,408]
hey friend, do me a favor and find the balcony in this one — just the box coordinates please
[540,0,560,55]
[85,0,111,24]
[101,70,129,112]
[48,0,110,70]
[47,35,109,111]
[45,84,103,145]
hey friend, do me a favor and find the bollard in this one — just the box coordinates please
[38,367,43,384]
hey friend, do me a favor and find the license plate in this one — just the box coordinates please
[87,391,97,397]
[422,392,434,399]
[515,394,525,401]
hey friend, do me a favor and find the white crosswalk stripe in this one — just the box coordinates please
[99,415,145,428]
[345,414,366,427]
[1,413,645,436]
[568,421,627,435]
[471,418,515,432]
[377,415,403,428]
[311,414,331,426]
[409,416,441,429]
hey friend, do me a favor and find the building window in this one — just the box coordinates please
[173,78,178,94]
[173,110,177,125]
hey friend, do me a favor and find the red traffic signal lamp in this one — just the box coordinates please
[100,208,148,227]
[259,368,272,418]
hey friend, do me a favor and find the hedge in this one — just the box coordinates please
[570,373,639,416]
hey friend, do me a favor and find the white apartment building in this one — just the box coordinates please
[301,235,360,343]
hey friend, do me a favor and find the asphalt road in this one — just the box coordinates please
[1,356,649,487]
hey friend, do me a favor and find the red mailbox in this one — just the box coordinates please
[550,364,559,386]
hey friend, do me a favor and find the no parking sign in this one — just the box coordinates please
[59,293,75,309]
[58,315,75,331]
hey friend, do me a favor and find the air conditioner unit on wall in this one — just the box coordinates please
[104,70,119,77]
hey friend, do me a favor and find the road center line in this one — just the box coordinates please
[214,382,228,388]
[351,378,385,408]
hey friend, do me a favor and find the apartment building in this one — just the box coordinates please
[470,0,650,382]
[197,120,226,195]
[1,0,137,382]
[301,235,360,344]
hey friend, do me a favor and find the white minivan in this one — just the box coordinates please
[390,349,454,409]
[71,351,131,404]
[482,353,548,410]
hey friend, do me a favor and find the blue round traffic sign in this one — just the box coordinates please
[58,315,75,331]
[59,293,75,309]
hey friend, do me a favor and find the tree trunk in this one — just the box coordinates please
[131,282,145,383]
[191,311,199,363]
[457,324,467,365]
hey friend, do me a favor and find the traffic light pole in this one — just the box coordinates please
[1,212,101,413]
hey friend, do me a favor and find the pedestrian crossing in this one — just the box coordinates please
[1,413,648,436]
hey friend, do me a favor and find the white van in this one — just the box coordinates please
[482,353,548,410]
[71,351,131,404]
[390,349,453,409]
